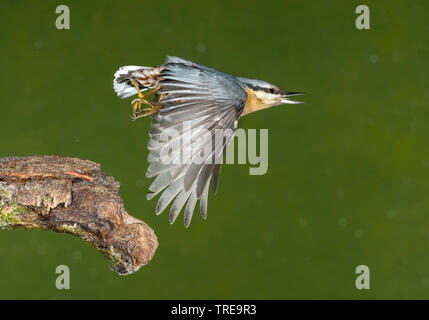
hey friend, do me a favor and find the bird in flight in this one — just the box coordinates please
[113,56,302,227]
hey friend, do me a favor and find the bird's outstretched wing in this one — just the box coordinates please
[146,58,247,227]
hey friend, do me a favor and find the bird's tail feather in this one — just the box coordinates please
[113,65,161,99]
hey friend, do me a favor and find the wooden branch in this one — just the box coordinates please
[0,155,158,275]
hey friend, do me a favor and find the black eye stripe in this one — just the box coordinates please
[250,85,280,94]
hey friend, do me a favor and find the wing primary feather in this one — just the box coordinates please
[169,189,192,224]
[148,171,172,193]
[200,178,210,219]
[183,114,235,193]
[211,163,222,194]
[196,164,215,198]
[184,192,198,228]
[156,176,184,215]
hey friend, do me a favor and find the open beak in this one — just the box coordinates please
[281,92,304,104]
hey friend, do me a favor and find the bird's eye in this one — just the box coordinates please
[269,88,275,94]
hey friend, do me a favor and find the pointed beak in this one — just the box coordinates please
[281,92,304,104]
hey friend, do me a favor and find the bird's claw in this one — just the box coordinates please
[131,102,161,121]
[128,81,161,120]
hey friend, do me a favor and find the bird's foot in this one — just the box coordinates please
[131,103,161,121]
[131,97,152,115]
[129,80,160,120]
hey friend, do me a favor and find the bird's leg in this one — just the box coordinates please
[130,80,160,116]
[131,102,162,121]
[130,84,162,121]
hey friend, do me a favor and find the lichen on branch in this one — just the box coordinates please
[0,155,158,275]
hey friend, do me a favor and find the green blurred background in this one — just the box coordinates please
[0,0,428,299]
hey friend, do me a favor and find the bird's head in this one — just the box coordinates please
[237,77,303,116]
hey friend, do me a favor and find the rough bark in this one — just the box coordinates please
[0,155,158,275]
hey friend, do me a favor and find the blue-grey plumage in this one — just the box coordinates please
[113,56,302,227]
